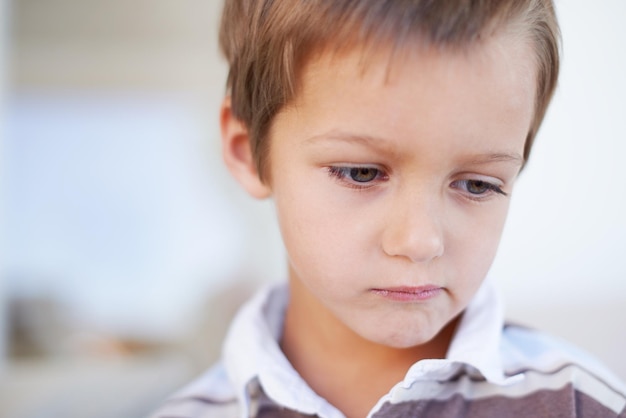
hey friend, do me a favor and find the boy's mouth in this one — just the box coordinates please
[370,285,443,302]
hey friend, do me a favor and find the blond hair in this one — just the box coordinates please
[219,0,560,179]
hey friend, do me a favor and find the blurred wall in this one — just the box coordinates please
[12,0,224,92]
[490,0,626,379]
[0,0,9,374]
[4,1,286,416]
[7,0,286,343]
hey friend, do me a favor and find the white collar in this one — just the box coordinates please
[222,278,514,418]
[445,276,509,383]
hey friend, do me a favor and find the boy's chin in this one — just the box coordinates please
[357,324,443,350]
[352,315,460,353]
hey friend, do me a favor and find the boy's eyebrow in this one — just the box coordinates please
[303,130,524,166]
[466,152,525,166]
[302,130,401,156]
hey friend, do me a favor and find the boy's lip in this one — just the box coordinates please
[369,285,443,302]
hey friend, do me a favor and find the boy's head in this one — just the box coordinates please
[219,0,560,181]
[219,1,560,350]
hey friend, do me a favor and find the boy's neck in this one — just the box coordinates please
[280,277,459,418]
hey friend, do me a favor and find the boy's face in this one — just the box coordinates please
[264,35,535,348]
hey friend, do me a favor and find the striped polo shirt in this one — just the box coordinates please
[150,280,626,417]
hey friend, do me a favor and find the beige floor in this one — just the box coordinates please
[0,353,198,418]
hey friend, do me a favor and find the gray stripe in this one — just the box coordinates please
[149,384,626,418]
[505,362,626,400]
[386,362,625,414]
[255,390,318,418]
[373,384,625,418]
[166,396,237,405]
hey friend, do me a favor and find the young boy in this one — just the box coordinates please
[151,0,626,417]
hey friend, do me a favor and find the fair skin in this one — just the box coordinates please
[222,31,536,418]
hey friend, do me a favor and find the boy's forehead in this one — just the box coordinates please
[299,31,535,104]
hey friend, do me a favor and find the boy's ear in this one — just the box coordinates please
[220,97,271,199]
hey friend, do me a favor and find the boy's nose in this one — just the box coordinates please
[381,193,445,263]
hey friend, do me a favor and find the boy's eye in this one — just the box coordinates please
[327,166,387,188]
[349,167,379,182]
[466,180,491,194]
[452,179,507,198]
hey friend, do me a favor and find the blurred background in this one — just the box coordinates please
[0,1,625,417]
